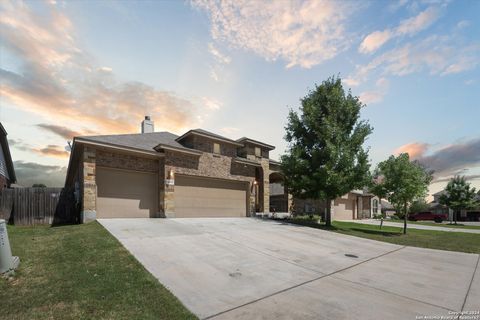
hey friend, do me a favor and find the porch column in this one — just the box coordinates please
[261,159,270,213]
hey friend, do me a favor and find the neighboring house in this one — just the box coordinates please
[0,123,16,190]
[267,162,380,220]
[381,200,396,216]
[429,190,480,222]
[65,116,277,222]
[287,190,381,220]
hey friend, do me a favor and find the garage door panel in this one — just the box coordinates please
[174,175,247,218]
[334,198,355,220]
[96,167,158,218]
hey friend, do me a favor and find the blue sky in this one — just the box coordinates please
[0,0,479,197]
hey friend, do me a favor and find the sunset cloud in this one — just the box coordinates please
[9,138,69,159]
[36,124,86,140]
[0,0,201,138]
[394,138,480,182]
[349,35,480,85]
[35,145,69,158]
[13,161,67,187]
[395,142,430,159]
[193,0,359,68]
[359,6,441,54]
[359,77,389,105]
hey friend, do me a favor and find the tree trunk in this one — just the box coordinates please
[325,199,332,227]
[403,202,408,235]
[454,209,458,225]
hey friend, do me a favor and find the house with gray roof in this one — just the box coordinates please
[65,116,280,222]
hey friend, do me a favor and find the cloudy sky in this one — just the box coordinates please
[1,0,479,197]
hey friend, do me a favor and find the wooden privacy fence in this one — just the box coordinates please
[0,187,78,225]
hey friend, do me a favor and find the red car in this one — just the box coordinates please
[408,211,448,223]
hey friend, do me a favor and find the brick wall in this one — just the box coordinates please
[241,143,269,160]
[186,135,238,157]
[165,150,255,181]
[96,150,158,172]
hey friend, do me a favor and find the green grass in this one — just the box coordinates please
[288,216,480,254]
[0,222,197,320]
[385,220,480,230]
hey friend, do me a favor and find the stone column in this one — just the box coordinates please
[164,165,175,218]
[82,147,96,223]
[287,193,293,214]
[261,159,270,214]
[158,158,166,218]
[248,180,256,216]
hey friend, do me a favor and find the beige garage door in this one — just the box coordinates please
[96,167,158,218]
[174,175,247,218]
[333,196,356,220]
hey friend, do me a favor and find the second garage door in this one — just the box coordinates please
[96,167,158,218]
[174,175,248,217]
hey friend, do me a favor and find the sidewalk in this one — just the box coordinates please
[340,219,480,234]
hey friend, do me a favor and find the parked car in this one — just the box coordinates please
[408,211,447,223]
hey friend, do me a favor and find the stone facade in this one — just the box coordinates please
[261,159,270,212]
[82,147,97,222]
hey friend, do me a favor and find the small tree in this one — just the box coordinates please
[281,76,373,227]
[374,153,432,234]
[439,176,478,224]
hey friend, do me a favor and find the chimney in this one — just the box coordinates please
[141,116,154,133]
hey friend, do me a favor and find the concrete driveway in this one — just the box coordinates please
[98,218,480,320]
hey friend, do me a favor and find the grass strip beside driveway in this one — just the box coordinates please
[0,222,197,320]
[385,220,480,229]
[288,217,480,254]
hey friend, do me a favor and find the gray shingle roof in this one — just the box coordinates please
[177,129,243,146]
[76,131,190,153]
[236,137,275,150]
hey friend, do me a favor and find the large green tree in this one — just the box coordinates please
[373,153,432,234]
[439,176,478,224]
[281,76,373,226]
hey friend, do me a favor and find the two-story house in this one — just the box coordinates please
[65,116,277,222]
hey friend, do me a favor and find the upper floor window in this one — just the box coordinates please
[213,143,220,154]
[255,147,261,157]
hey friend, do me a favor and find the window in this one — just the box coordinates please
[213,143,220,154]
[304,203,315,213]
[255,147,261,157]
[373,199,378,214]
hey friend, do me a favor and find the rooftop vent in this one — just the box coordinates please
[141,116,154,133]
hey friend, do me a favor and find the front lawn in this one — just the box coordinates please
[0,222,196,320]
[288,216,480,254]
[386,219,480,230]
